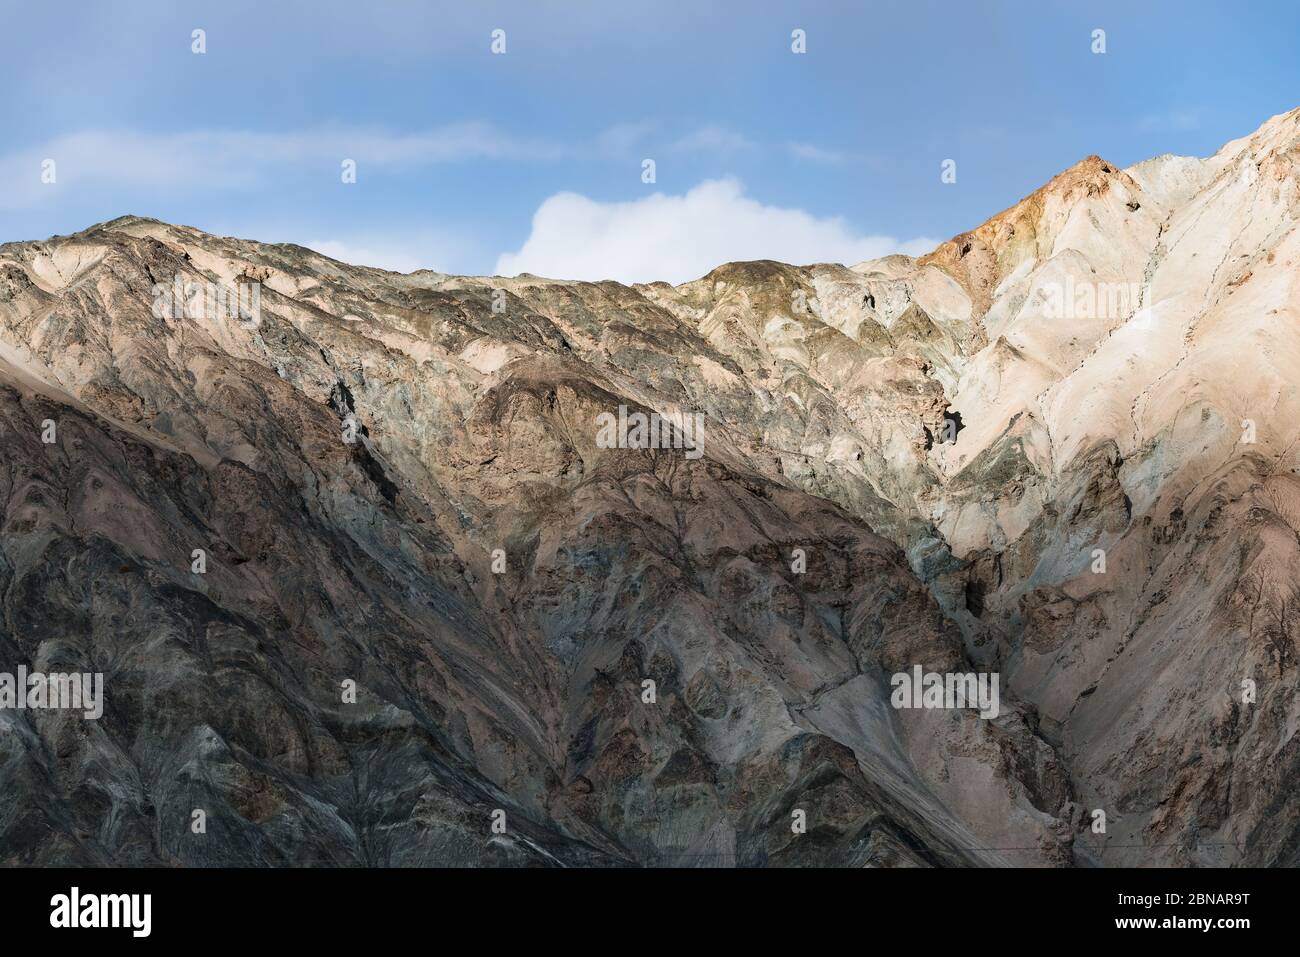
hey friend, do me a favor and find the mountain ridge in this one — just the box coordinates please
[1,108,1299,866]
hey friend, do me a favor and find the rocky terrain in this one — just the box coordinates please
[2,108,1299,867]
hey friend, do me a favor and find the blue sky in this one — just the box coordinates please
[2,0,1298,282]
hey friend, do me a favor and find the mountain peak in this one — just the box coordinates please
[914,152,1135,319]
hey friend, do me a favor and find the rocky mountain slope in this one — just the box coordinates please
[2,108,1299,866]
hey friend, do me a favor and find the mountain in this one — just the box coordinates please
[1,108,1299,867]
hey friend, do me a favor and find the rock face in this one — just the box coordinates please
[2,109,1299,867]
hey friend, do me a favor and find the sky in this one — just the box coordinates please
[2,0,1299,283]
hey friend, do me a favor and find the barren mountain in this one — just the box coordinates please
[2,108,1299,867]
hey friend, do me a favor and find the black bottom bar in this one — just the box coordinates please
[1,866,1289,943]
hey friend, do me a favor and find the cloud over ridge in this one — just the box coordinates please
[495,178,935,285]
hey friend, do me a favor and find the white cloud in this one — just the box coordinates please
[0,124,567,209]
[293,225,480,275]
[494,178,935,285]
[304,239,433,274]
[594,121,658,156]
[0,122,758,209]
[669,127,753,154]
[787,142,849,164]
